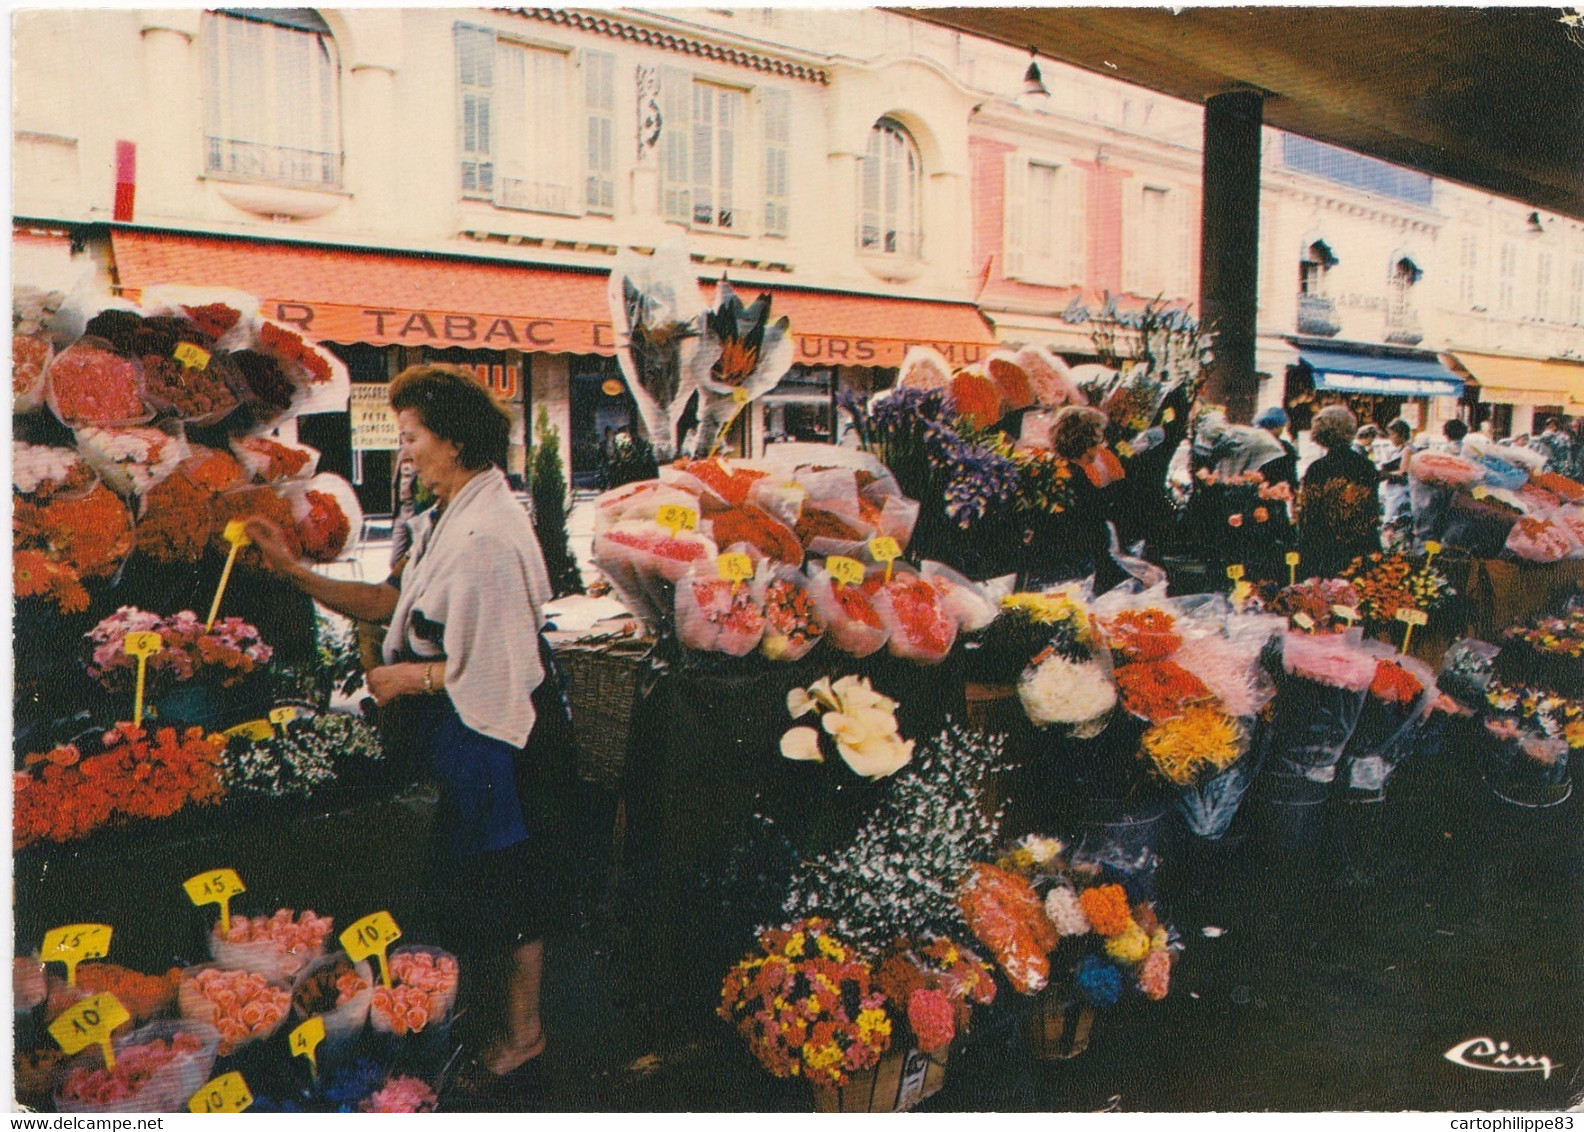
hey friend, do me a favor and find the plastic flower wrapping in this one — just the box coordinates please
[14,723,226,850]
[1408,451,1485,490]
[1505,515,1584,563]
[718,918,892,1087]
[687,280,794,457]
[13,440,96,497]
[1019,648,1117,732]
[369,947,459,1036]
[1115,660,1215,724]
[54,1024,217,1114]
[1501,604,1584,700]
[781,723,1010,949]
[210,908,334,984]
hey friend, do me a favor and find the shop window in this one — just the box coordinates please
[202,10,342,189]
[455,25,579,215]
[760,367,834,452]
[570,358,638,488]
[1003,154,1085,286]
[858,118,921,258]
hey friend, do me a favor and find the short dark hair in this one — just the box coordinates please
[1050,405,1107,461]
[1388,419,1412,441]
[1443,418,1468,442]
[389,364,512,470]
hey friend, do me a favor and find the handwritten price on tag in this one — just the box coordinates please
[340,911,401,986]
[184,868,246,937]
[717,553,754,585]
[42,924,112,986]
[50,994,131,1069]
[289,1016,326,1074]
[656,505,698,536]
[826,556,865,588]
[123,632,162,727]
[174,342,212,370]
[190,1071,252,1113]
[868,536,901,581]
[268,706,299,725]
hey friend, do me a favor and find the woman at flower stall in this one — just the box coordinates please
[1296,404,1382,578]
[1047,404,1127,591]
[245,365,559,1091]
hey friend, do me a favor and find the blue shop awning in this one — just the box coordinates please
[1296,345,1464,398]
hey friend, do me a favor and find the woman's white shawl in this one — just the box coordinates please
[383,467,553,748]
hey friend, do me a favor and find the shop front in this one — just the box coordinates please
[1282,338,1465,434]
[1446,351,1584,438]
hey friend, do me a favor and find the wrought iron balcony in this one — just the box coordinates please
[206,138,341,190]
[1296,292,1341,337]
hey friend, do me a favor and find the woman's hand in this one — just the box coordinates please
[244,517,306,578]
[366,662,435,706]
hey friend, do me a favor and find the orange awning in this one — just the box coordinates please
[110,228,996,367]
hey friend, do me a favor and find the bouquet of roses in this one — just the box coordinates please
[718,918,892,1087]
[178,966,291,1057]
[210,908,335,984]
[369,946,459,1037]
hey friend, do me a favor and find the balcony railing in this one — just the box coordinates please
[206,138,342,190]
[497,177,575,215]
[1296,292,1342,337]
[1383,299,1423,345]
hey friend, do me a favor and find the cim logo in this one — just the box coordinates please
[1443,1037,1557,1079]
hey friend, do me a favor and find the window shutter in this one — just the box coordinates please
[1064,165,1088,289]
[659,65,692,224]
[1003,152,1027,280]
[493,40,526,207]
[583,49,615,214]
[455,24,495,197]
[762,89,790,236]
[1121,180,1142,294]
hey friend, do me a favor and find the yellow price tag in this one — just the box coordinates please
[868,536,901,582]
[717,553,753,585]
[1225,564,1245,581]
[1284,552,1301,567]
[190,1071,253,1114]
[340,911,401,986]
[1424,540,1441,558]
[268,705,298,725]
[207,522,253,632]
[1116,440,1135,459]
[656,504,699,537]
[1395,607,1429,627]
[731,387,750,404]
[1284,550,1301,585]
[1292,612,1316,632]
[288,1016,326,1073]
[1162,407,1176,424]
[174,342,212,371]
[1332,604,1361,622]
[42,924,112,986]
[1471,485,1490,500]
[224,719,275,741]
[184,868,246,938]
[49,993,131,1070]
[123,631,163,726]
[826,556,866,588]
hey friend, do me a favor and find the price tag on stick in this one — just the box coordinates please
[1285,551,1301,587]
[1292,612,1316,633]
[288,1017,325,1078]
[340,911,402,987]
[1395,606,1429,653]
[174,342,212,371]
[122,631,162,727]
[1225,564,1245,582]
[868,536,901,582]
[1332,604,1361,625]
[50,993,130,1070]
[42,924,112,986]
[206,520,252,632]
[1424,540,1442,561]
[184,868,246,938]
[656,504,698,538]
[826,556,865,588]
[190,1071,253,1114]
[717,552,753,593]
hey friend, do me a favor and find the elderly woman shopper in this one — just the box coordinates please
[245,365,559,1090]
[1297,404,1382,577]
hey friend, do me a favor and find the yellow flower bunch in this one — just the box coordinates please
[1002,591,1086,627]
[1105,922,1153,964]
[1141,706,1243,786]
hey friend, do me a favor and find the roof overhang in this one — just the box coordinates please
[903,6,1584,220]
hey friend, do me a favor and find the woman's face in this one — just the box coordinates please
[397,409,462,495]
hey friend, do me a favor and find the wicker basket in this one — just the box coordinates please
[811,1044,948,1113]
[1026,991,1096,1061]
[556,635,651,790]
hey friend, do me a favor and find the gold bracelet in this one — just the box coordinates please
[423,663,437,694]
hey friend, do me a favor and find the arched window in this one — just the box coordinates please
[1298,240,1338,295]
[202,10,342,188]
[857,118,920,257]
